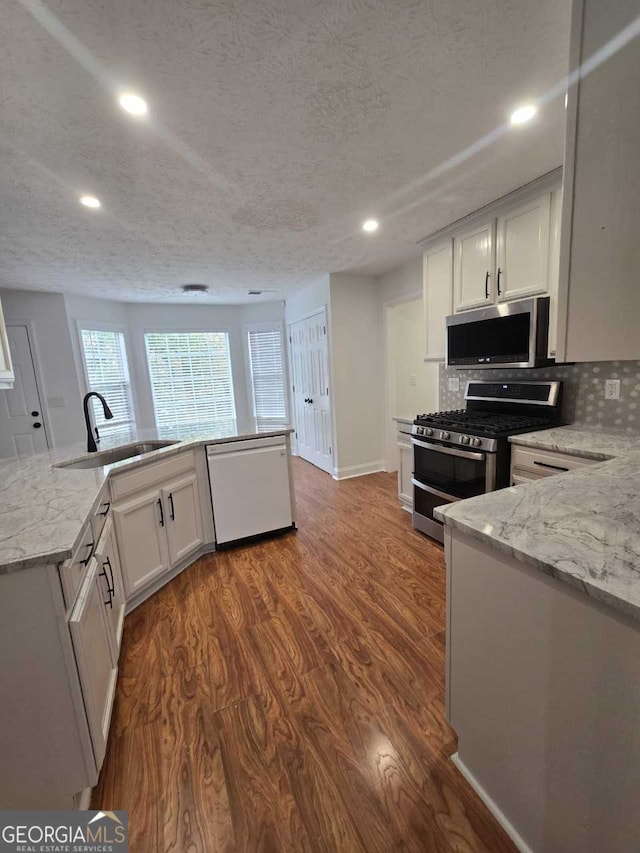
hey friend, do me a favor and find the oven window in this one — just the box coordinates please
[414,444,487,500]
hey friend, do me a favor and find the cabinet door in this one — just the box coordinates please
[69,558,118,768]
[423,241,453,360]
[398,440,413,510]
[496,193,551,302]
[0,297,14,385]
[162,472,203,566]
[112,488,170,598]
[454,220,494,311]
[95,516,126,665]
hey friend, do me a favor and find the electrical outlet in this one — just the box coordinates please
[604,379,621,400]
[409,373,417,386]
[448,378,460,392]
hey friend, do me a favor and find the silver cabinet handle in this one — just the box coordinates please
[411,437,485,461]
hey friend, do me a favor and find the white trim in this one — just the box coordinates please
[382,291,426,473]
[76,787,92,811]
[450,753,534,853]
[243,320,290,433]
[332,460,386,480]
[287,305,329,326]
[418,167,563,250]
[6,319,52,451]
[76,321,137,435]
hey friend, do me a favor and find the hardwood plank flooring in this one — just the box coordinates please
[93,457,515,852]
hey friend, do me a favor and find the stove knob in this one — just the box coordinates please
[441,431,451,441]
[471,437,482,448]
[460,435,470,445]
[425,427,434,437]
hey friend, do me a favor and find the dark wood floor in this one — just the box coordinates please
[93,457,515,852]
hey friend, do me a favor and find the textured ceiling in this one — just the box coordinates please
[0,0,571,304]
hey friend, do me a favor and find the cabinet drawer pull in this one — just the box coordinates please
[157,498,165,527]
[102,556,115,595]
[533,460,569,472]
[81,542,94,566]
[98,501,111,517]
[497,267,502,295]
[169,492,175,521]
[485,270,490,299]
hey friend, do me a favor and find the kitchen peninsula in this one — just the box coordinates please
[0,426,295,810]
[437,425,640,852]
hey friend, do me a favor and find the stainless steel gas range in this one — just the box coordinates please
[412,380,563,543]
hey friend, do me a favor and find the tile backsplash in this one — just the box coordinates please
[439,361,640,432]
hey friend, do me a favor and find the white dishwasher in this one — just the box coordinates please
[207,436,294,545]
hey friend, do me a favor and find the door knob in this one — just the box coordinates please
[308,398,313,404]
[33,422,42,429]
[31,411,39,417]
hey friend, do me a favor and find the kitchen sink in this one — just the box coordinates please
[55,441,178,470]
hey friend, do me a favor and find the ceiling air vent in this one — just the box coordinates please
[182,284,209,294]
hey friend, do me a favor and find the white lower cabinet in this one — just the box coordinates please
[112,488,171,597]
[112,464,204,598]
[398,435,413,512]
[162,473,204,565]
[68,557,118,768]
[94,516,126,665]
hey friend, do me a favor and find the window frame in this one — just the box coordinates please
[143,326,238,433]
[76,320,137,436]
[243,321,289,433]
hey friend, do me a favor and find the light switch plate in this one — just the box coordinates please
[409,374,417,386]
[448,378,460,392]
[604,379,621,400]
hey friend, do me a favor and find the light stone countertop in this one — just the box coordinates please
[393,416,414,426]
[435,425,640,623]
[0,424,293,576]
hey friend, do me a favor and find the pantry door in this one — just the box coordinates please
[288,309,333,474]
[0,325,49,458]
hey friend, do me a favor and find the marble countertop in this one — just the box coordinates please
[0,424,293,576]
[436,425,640,623]
[394,416,414,425]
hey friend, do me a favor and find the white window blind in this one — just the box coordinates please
[145,332,237,432]
[247,327,288,432]
[80,329,134,437]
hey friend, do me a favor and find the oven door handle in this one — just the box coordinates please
[411,478,461,503]
[411,437,486,461]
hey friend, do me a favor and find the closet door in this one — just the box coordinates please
[288,309,333,474]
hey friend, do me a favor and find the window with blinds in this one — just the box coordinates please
[80,329,135,437]
[247,327,288,432]
[145,331,237,432]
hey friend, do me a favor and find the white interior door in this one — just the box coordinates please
[288,309,333,474]
[0,325,48,458]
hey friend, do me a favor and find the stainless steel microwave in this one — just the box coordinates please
[445,296,552,369]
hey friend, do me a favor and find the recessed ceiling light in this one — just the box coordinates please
[362,219,379,233]
[79,195,101,209]
[118,92,148,116]
[182,284,208,293]
[510,104,538,126]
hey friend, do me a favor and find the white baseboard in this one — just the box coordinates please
[332,460,386,480]
[450,753,534,853]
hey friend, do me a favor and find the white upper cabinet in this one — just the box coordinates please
[0,296,14,388]
[423,240,453,360]
[453,220,495,312]
[556,0,640,362]
[496,193,551,302]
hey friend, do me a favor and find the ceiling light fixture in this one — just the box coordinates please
[118,92,148,116]
[510,104,538,126]
[79,195,101,209]
[182,284,209,294]
[362,219,379,233]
